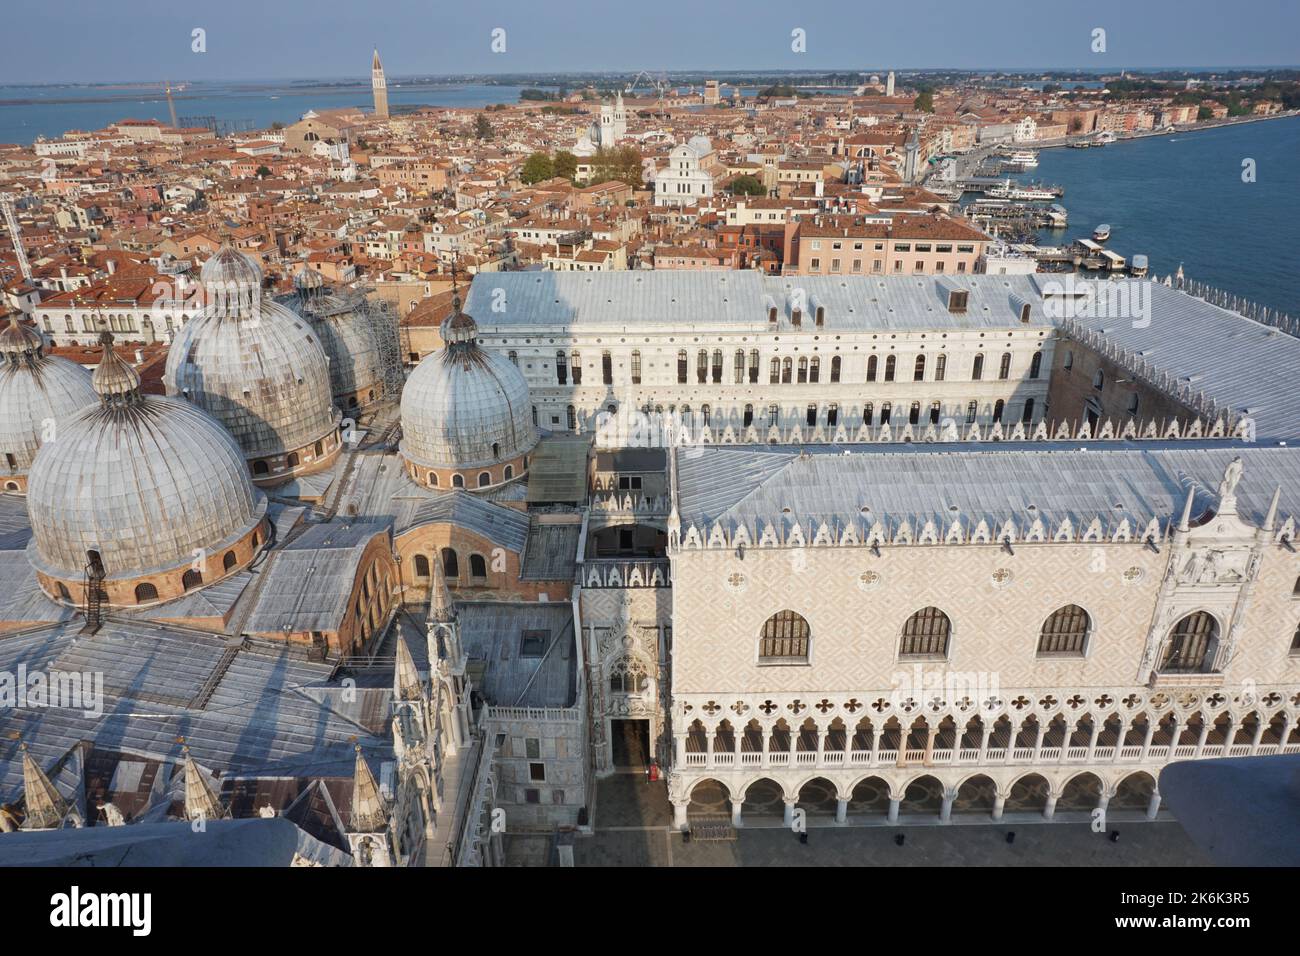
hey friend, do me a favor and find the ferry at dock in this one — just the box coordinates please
[983,178,1062,201]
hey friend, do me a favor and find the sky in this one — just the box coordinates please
[3,0,1298,84]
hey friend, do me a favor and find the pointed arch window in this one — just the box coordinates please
[884,354,896,382]
[999,352,1012,380]
[867,355,878,382]
[972,353,984,381]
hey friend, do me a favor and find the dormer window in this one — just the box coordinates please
[1020,303,1032,324]
[768,307,778,324]
[947,290,969,314]
[791,308,802,327]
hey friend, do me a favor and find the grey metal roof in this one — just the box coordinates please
[457,602,577,708]
[0,352,97,478]
[675,441,1300,536]
[520,520,581,581]
[405,491,530,553]
[1062,282,1300,441]
[464,271,1053,333]
[242,521,392,634]
[0,619,393,804]
[525,435,591,503]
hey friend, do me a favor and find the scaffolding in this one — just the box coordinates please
[361,290,406,400]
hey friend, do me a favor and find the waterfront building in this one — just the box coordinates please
[653,137,716,207]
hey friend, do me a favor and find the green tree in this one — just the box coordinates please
[913,90,935,113]
[1197,105,1214,120]
[255,165,272,179]
[553,150,578,181]
[729,174,766,196]
[520,151,554,184]
[474,114,494,139]
[589,145,642,187]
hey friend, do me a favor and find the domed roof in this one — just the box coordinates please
[0,316,98,480]
[278,282,384,410]
[687,135,713,155]
[165,245,339,461]
[400,296,536,472]
[26,334,266,583]
[201,244,264,292]
[293,266,325,292]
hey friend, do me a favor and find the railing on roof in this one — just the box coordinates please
[580,557,672,589]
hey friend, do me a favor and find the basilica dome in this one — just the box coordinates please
[399,293,536,491]
[279,267,386,412]
[0,315,97,494]
[26,333,268,608]
[164,245,342,484]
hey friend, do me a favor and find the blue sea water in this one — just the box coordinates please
[1018,116,1300,314]
[0,80,532,143]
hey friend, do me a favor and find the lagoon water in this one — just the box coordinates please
[0,80,531,143]
[1019,116,1300,314]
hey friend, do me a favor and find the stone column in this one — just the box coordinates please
[675,733,686,766]
[672,800,688,830]
[1139,717,1157,761]
[816,722,826,764]
[1096,790,1111,824]
[1146,791,1162,821]
[1194,719,1212,758]
[1043,792,1058,821]
[761,725,771,768]
[1032,719,1047,761]
[1249,718,1267,755]
[887,796,900,824]
[835,797,848,825]
[782,798,796,828]
[1087,718,1102,761]
[870,724,882,765]
[923,724,936,767]
[979,722,992,762]
[992,793,1006,821]
[940,787,955,823]
[730,798,744,828]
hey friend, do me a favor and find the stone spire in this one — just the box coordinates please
[20,742,68,829]
[394,634,422,701]
[182,746,225,822]
[349,744,387,833]
[0,313,45,365]
[430,556,454,624]
[1263,485,1281,532]
[371,48,389,120]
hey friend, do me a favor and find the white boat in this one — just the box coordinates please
[1130,254,1149,278]
[1093,223,1111,242]
[984,179,1061,201]
[1004,149,1039,167]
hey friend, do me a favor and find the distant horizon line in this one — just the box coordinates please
[5,65,1300,88]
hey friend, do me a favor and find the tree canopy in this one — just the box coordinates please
[729,174,766,196]
[520,152,554,184]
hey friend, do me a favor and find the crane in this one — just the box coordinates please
[625,71,670,104]
[0,192,33,284]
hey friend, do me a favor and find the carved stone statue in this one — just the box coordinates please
[1217,456,1244,509]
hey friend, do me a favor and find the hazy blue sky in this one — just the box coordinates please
[4,0,1298,84]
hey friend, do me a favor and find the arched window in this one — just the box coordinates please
[758,610,810,663]
[781,357,792,383]
[934,354,946,381]
[470,553,488,580]
[1160,612,1217,673]
[556,350,568,384]
[1037,605,1090,656]
[508,350,518,366]
[677,350,689,384]
[863,402,874,426]
[913,354,926,381]
[998,352,1012,380]
[900,607,951,659]
[797,356,808,383]
[491,442,500,458]
[711,349,723,383]
[441,548,460,580]
[827,404,838,427]
[286,451,300,469]
[908,401,920,425]
[1022,398,1035,423]
[993,399,1005,423]
[748,349,759,383]
[478,471,491,487]
[314,440,324,457]
[769,357,780,384]
[966,400,977,423]
[504,465,514,480]
[222,550,237,572]
[630,350,641,384]
[452,473,464,488]
[743,404,754,427]
[866,355,878,382]
[1029,351,1042,379]
[429,472,439,487]
[570,351,581,384]
[972,354,984,380]
[929,401,941,424]
[696,349,708,384]
[733,349,745,384]
[566,405,576,431]
[182,568,203,592]
[253,460,270,475]
[134,582,158,604]
[884,355,896,382]
[830,355,841,382]
[414,554,430,578]
[806,404,817,427]
[1093,369,1105,389]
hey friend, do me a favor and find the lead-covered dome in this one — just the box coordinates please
[279,267,386,412]
[0,315,97,493]
[399,293,536,491]
[26,333,267,607]
[165,245,341,482]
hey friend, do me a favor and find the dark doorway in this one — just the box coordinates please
[611,719,651,769]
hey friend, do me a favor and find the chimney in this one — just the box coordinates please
[134,348,145,363]
[106,259,117,275]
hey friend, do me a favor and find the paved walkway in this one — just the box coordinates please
[540,774,1212,868]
